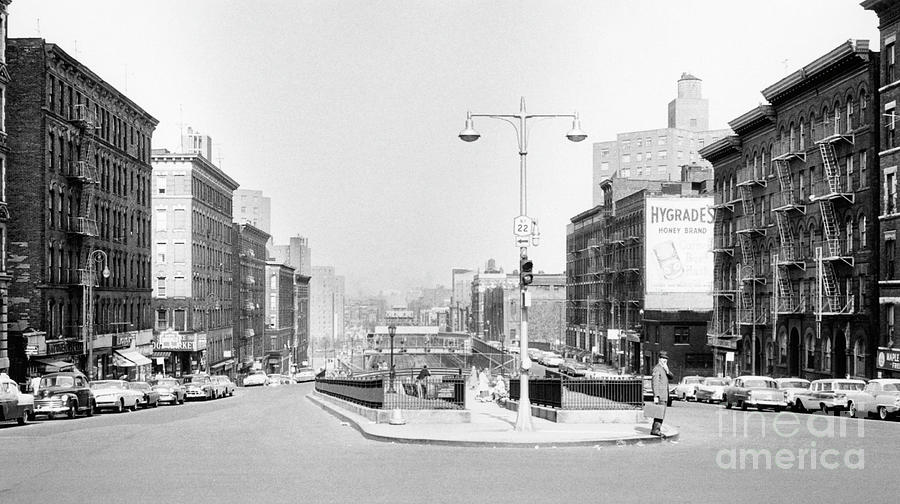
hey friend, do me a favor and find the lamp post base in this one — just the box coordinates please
[514,397,534,432]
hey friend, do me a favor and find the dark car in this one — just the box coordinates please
[128,381,160,408]
[149,378,186,405]
[33,371,96,419]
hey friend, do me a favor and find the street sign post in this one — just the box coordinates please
[513,215,533,236]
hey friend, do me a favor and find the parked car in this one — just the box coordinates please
[34,371,96,419]
[695,377,729,403]
[183,374,217,400]
[90,380,142,413]
[149,378,185,405]
[794,379,866,414]
[243,372,268,387]
[0,373,34,425]
[128,381,160,408]
[774,378,811,411]
[584,365,617,379]
[723,376,787,411]
[672,376,705,401]
[212,375,235,397]
[560,361,589,377]
[293,368,316,383]
[267,374,291,386]
[540,353,564,367]
[850,379,900,420]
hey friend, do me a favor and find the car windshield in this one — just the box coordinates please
[189,376,209,384]
[685,377,701,384]
[836,382,864,391]
[705,379,726,386]
[780,381,809,389]
[744,379,776,388]
[91,380,125,389]
[129,383,149,390]
[40,376,75,388]
[883,383,900,392]
[154,380,179,387]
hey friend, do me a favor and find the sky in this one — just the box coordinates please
[8,1,880,296]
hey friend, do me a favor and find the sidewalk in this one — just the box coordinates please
[307,392,679,447]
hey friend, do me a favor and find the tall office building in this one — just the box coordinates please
[271,235,311,276]
[234,189,271,234]
[310,266,345,349]
[591,73,731,205]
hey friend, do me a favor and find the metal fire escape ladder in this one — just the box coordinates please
[816,142,854,203]
[773,158,805,213]
[774,212,803,269]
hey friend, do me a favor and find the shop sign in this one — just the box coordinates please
[154,332,196,352]
[877,347,900,372]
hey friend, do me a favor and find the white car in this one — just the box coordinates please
[774,378,811,411]
[847,379,900,420]
[292,369,316,383]
[540,353,564,367]
[90,380,142,413]
[672,376,705,401]
[794,379,866,413]
[243,372,268,387]
[694,377,728,403]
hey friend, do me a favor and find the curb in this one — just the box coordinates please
[306,393,679,448]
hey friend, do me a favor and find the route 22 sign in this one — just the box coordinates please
[513,215,533,236]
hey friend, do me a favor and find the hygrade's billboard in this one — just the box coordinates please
[644,197,714,311]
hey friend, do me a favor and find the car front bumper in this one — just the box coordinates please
[158,392,179,402]
[185,390,208,398]
[34,400,68,415]
[746,399,787,408]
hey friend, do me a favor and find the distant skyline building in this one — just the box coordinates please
[591,73,731,205]
[310,265,345,348]
[271,235,311,276]
[234,188,271,234]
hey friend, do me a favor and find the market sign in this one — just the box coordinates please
[877,347,900,372]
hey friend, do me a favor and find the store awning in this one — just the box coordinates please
[33,358,75,371]
[150,351,172,359]
[211,358,235,370]
[114,350,152,367]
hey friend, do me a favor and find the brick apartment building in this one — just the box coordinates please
[235,223,268,374]
[702,39,879,379]
[0,0,11,373]
[5,38,157,381]
[264,262,295,373]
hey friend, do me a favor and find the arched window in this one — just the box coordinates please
[846,95,855,131]
[799,120,806,150]
[860,88,868,125]
[860,214,867,249]
[805,333,815,368]
[853,338,866,376]
[809,111,817,141]
[823,336,832,372]
[834,101,842,135]
[846,217,854,253]
[778,332,787,364]
[822,106,830,137]
[789,123,796,152]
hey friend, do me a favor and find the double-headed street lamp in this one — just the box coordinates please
[459,97,586,432]
[84,249,110,380]
[387,324,397,393]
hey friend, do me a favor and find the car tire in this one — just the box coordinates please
[820,404,829,415]
[130,400,139,412]
[66,400,76,419]
[878,406,889,421]
[116,399,124,413]
[17,412,28,425]
[794,400,806,413]
[86,400,95,417]
[848,402,857,418]
[739,400,747,411]
[724,396,731,409]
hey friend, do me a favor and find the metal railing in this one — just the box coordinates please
[316,374,466,410]
[509,376,642,410]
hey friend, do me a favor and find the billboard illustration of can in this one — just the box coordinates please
[644,197,714,311]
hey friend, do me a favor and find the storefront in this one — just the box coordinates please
[113,349,152,381]
[152,329,204,378]
[877,347,900,378]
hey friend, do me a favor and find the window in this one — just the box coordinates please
[658,165,667,173]
[805,334,815,368]
[156,175,167,194]
[658,150,667,159]
[622,154,630,163]
[174,275,186,297]
[156,277,166,297]
[600,149,609,158]
[888,41,896,83]
[677,151,683,160]
[156,309,167,330]
[690,118,697,128]
[674,326,690,345]
[156,242,166,263]
[890,305,896,346]
[887,235,896,280]
[853,339,866,377]
[622,140,630,150]
[859,150,867,188]
[887,170,897,215]
[620,169,631,178]
[174,241,186,263]
[600,162,609,172]
[847,154,854,191]
[155,209,167,232]
[174,309,186,331]
[887,103,896,149]
[646,152,652,161]
[860,215,867,249]
[173,209,186,231]
[658,137,666,146]
[823,337,832,371]
[636,138,642,148]
[778,334,787,364]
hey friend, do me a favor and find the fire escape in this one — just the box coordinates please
[708,190,738,349]
[772,135,808,317]
[735,161,767,329]
[812,116,855,328]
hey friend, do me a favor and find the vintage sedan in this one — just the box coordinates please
[847,379,900,420]
[266,374,291,386]
[0,373,34,425]
[149,378,185,405]
[34,372,96,419]
[292,368,316,383]
[212,375,235,397]
[183,374,217,400]
[794,379,866,414]
[672,376,705,401]
[243,372,269,387]
[723,376,787,411]
[560,361,589,377]
[128,381,160,408]
[90,380,142,413]
[695,377,729,403]
[774,378,811,411]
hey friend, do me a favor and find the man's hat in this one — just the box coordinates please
[659,351,669,360]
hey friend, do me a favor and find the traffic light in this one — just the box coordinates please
[520,255,534,286]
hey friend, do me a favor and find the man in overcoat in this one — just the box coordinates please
[650,351,675,436]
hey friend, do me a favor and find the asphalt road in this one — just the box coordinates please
[1,385,897,503]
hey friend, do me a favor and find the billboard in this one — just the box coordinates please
[644,197,714,311]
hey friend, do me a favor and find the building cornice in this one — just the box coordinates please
[761,39,871,105]
[727,105,776,135]
[698,135,742,163]
[151,152,240,191]
[862,0,900,28]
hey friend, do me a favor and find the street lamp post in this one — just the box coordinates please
[84,250,110,381]
[460,97,586,432]
[388,324,397,393]
[206,292,220,374]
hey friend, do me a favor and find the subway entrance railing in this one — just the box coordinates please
[508,376,643,410]
[316,372,466,410]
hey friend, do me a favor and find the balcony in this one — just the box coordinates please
[66,161,99,185]
[811,179,854,204]
[72,103,98,129]
[712,235,735,255]
[735,215,767,235]
[776,243,807,268]
[772,144,807,163]
[739,305,769,325]
[707,320,738,339]
[713,192,735,212]
[736,166,767,188]
[776,295,808,314]
[819,295,855,315]
[817,239,854,267]
[772,191,806,213]
[68,217,98,237]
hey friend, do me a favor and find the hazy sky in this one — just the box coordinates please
[9,1,879,296]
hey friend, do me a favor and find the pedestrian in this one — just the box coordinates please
[649,351,675,437]
[416,364,431,397]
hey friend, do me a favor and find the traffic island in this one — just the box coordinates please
[307,391,678,447]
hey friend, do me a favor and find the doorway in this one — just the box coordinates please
[789,328,800,377]
[834,330,847,378]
